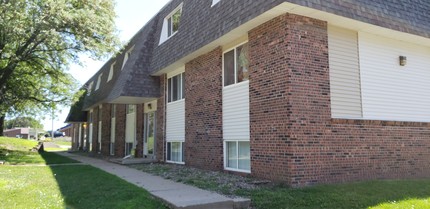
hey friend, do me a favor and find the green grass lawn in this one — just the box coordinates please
[0,166,168,209]
[0,137,76,164]
[0,137,167,209]
[235,180,430,209]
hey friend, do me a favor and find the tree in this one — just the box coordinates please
[5,116,44,129]
[0,0,119,135]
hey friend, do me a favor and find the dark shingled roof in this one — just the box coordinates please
[65,91,88,123]
[148,0,430,74]
[74,0,430,112]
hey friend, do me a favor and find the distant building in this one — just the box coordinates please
[58,124,72,137]
[4,128,30,139]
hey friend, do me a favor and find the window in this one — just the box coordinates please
[111,104,116,118]
[167,72,185,103]
[225,141,250,172]
[95,73,103,91]
[121,46,134,70]
[168,7,181,37]
[108,62,116,82]
[223,42,249,87]
[98,105,102,121]
[211,0,220,6]
[89,111,93,123]
[125,142,134,156]
[127,104,135,114]
[159,4,183,44]
[167,141,184,163]
[87,81,94,96]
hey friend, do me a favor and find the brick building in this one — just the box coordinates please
[66,0,430,187]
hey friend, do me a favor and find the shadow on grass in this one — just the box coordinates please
[39,153,167,209]
[236,180,430,209]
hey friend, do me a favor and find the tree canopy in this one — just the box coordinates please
[0,0,119,135]
[5,116,44,129]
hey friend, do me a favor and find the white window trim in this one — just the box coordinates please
[211,0,220,7]
[121,46,135,71]
[166,141,185,164]
[108,61,116,82]
[159,3,183,45]
[95,73,103,91]
[222,41,249,87]
[167,71,185,104]
[87,81,94,96]
[223,140,251,173]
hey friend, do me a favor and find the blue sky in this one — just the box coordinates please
[42,0,170,130]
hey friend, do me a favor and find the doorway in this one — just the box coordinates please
[125,104,136,156]
[144,111,156,158]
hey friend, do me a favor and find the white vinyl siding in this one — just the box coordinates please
[359,32,430,122]
[166,100,185,141]
[223,81,250,140]
[125,105,136,143]
[328,25,362,118]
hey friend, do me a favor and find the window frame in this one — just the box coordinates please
[159,3,183,44]
[95,73,103,91]
[126,104,136,114]
[121,46,135,71]
[167,7,181,37]
[167,72,185,104]
[211,0,220,7]
[166,141,185,164]
[87,81,94,96]
[223,140,251,173]
[108,61,116,82]
[222,41,250,88]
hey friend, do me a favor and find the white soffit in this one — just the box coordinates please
[153,2,430,76]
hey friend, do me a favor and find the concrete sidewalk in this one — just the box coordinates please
[57,152,250,209]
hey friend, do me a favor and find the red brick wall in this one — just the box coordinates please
[115,104,126,157]
[3,129,21,138]
[248,14,295,183]
[135,104,144,158]
[101,104,112,156]
[184,47,224,170]
[249,13,430,187]
[92,107,99,153]
[156,75,166,162]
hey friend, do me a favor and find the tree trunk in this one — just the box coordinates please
[0,115,5,136]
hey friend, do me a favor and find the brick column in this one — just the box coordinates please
[115,104,126,157]
[156,75,166,162]
[185,47,223,170]
[249,13,329,186]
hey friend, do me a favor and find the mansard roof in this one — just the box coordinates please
[76,0,430,111]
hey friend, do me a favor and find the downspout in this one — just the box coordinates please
[163,74,167,162]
